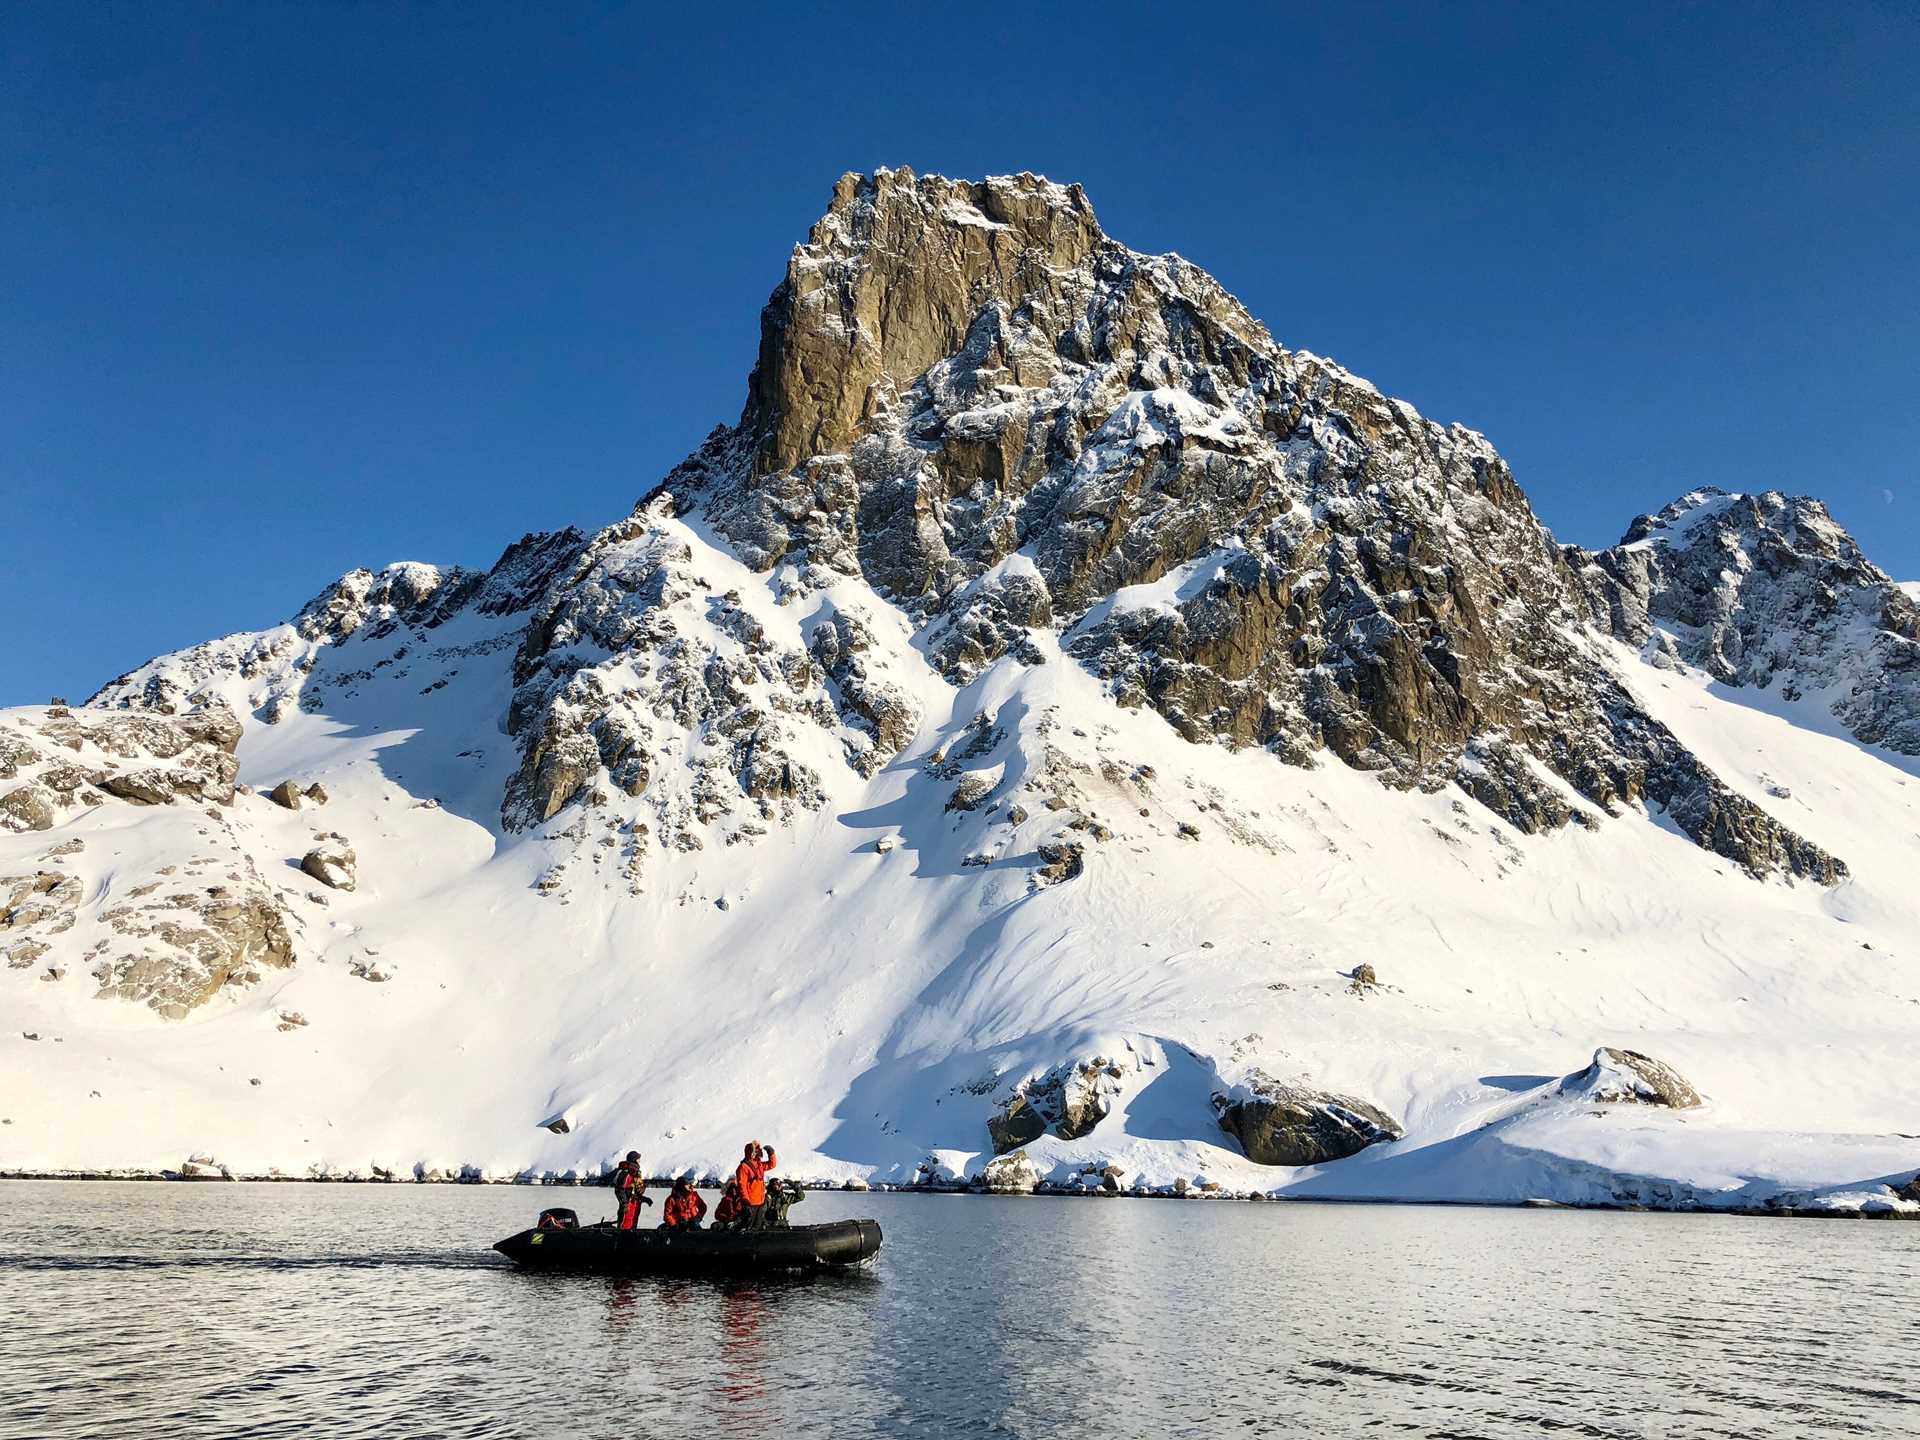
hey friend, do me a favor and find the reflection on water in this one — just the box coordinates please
[0,1181,1916,1437]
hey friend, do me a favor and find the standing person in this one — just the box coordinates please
[661,1177,707,1230]
[733,1140,777,1230]
[612,1150,650,1231]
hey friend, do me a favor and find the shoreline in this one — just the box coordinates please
[3,1169,1916,1222]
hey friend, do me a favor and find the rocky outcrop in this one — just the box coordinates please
[3,870,83,941]
[946,771,997,812]
[1575,489,1920,755]
[295,562,474,645]
[0,785,55,832]
[267,780,304,810]
[1033,839,1084,886]
[301,837,357,892]
[975,1149,1041,1193]
[1212,1070,1404,1166]
[985,1098,1046,1154]
[808,611,919,777]
[0,702,242,825]
[1561,1047,1702,1109]
[97,883,295,1019]
[987,1057,1125,1153]
[5,831,299,1018]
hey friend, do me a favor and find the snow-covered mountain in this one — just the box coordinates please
[5,170,1918,1212]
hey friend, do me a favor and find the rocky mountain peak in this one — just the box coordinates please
[742,169,1105,475]
[80,170,1894,893]
[737,167,1269,488]
[676,170,1847,883]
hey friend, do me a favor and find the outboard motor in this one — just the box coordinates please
[536,1206,579,1231]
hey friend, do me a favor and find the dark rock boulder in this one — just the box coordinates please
[175,702,244,756]
[267,780,304,810]
[1212,1069,1404,1165]
[986,1095,1047,1154]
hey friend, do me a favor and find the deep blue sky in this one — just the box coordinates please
[4,4,1916,704]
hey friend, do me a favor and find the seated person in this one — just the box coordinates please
[712,1179,746,1230]
[661,1176,707,1230]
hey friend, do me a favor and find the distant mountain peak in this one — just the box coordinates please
[1582,487,1919,753]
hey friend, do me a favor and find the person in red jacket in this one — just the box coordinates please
[612,1151,651,1230]
[712,1179,746,1231]
[733,1140,777,1230]
[661,1177,707,1230]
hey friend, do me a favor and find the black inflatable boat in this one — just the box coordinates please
[494,1214,883,1274]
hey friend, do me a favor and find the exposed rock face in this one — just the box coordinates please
[97,882,295,1019]
[987,1058,1125,1153]
[4,871,83,941]
[1575,489,1920,755]
[301,838,357,892]
[1562,1047,1702,1109]
[985,1097,1046,1154]
[295,562,473,644]
[267,780,304,810]
[683,168,1845,883]
[0,701,242,829]
[5,829,299,1017]
[946,771,997,812]
[1212,1069,1404,1165]
[808,611,920,777]
[489,516,907,849]
[0,785,55,832]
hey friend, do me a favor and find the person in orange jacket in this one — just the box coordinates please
[661,1176,707,1230]
[734,1140,777,1230]
[612,1150,651,1231]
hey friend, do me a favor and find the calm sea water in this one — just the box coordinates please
[0,1181,1915,1438]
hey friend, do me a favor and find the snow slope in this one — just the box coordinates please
[4,508,1917,1211]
